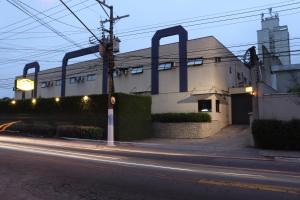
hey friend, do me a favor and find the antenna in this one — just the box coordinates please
[269,8,273,16]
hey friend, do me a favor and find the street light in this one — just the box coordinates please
[11,100,16,105]
[55,97,60,103]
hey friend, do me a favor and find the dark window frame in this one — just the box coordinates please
[216,100,220,113]
[158,62,174,71]
[187,57,203,66]
[198,100,212,112]
[69,77,77,84]
[131,65,144,74]
[87,74,97,81]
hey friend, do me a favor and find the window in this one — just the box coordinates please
[55,80,61,86]
[113,69,121,77]
[41,82,47,88]
[188,58,203,66]
[198,100,212,112]
[215,57,221,63]
[131,66,143,74]
[237,72,241,80]
[229,67,232,74]
[87,74,96,81]
[69,77,77,84]
[216,100,220,113]
[158,62,173,71]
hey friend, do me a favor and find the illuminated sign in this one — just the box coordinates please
[16,79,34,91]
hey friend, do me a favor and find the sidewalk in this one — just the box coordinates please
[1,125,300,160]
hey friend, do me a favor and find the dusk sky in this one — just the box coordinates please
[1,0,300,98]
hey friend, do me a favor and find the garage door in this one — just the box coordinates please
[231,94,252,125]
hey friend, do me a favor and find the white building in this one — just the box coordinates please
[257,9,291,65]
[15,35,251,131]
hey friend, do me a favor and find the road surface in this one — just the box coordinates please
[0,140,300,200]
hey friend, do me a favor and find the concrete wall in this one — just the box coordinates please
[153,121,225,139]
[258,93,300,120]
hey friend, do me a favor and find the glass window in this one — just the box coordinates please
[215,57,221,63]
[188,58,203,66]
[41,82,47,88]
[113,69,121,77]
[55,80,61,86]
[158,62,173,71]
[198,100,212,112]
[69,77,77,84]
[216,100,220,113]
[131,66,143,74]
[87,74,97,81]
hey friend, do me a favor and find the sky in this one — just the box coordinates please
[1,0,300,98]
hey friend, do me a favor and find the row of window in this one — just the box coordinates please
[41,74,97,88]
[198,99,220,113]
[113,58,204,77]
[40,57,207,86]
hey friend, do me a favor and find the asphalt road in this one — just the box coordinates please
[0,142,300,200]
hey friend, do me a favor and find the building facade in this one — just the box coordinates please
[257,10,291,65]
[15,35,250,129]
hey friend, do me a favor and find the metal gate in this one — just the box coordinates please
[231,94,252,125]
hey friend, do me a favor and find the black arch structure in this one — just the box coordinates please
[61,45,109,97]
[151,25,188,95]
[22,62,40,99]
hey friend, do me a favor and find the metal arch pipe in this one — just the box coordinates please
[60,45,109,97]
[22,62,40,99]
[151,25,188,95]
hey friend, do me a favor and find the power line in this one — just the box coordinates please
[0,1,98,40]
[58,0,100,42]
[6,0,83,49]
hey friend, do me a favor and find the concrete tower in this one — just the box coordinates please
[257,8,291,65]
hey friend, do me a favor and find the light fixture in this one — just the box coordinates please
[32,98,37,105]
[82,95,89,103]
[11,100,16,105]
[55,97,60,103]
[245,86,253,93]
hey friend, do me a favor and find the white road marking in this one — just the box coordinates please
[0,143,265,179]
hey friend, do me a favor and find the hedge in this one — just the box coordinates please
[0,93,152,141]
[114,93,152,140]
[152,113,211,123]
[252,119,300,150]
[7,123,103,140]
[56,125,104,140]
[8,122,56,137]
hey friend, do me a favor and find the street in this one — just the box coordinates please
[0,140,300,200]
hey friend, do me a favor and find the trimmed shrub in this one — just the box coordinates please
[0,93,152,141]
[252,119,300,150]
[114,93,152,141]
[56,125,104,140]
[152,113,211,123]
[8,122,56,137]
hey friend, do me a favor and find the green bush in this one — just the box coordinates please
[252,119,300,150]
[56,125,104,140]
[0,93,152,141]
[8,122,56,137]
[152,113,211,123]
[114,93,152,141]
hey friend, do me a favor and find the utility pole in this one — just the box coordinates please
[247,46,260,120]
[96,0,129,146]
